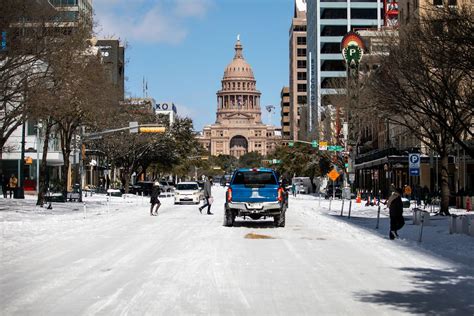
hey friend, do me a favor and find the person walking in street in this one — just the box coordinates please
[198,175,213,215]
[150,182,161,216]
[8,174,18,198]
[1,173,8,198]
[291,182,297,197]
[388,188,404,240]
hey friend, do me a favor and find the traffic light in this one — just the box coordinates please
[311,140,317,148]
[139,126,166,133]
[344,155,349,168]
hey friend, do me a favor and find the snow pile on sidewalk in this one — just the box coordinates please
[291,194,474,267]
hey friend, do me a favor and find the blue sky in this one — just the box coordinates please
[95,0,294,131]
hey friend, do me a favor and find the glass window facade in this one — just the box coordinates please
[306,0,381,139]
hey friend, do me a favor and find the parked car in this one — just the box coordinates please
[224,168,287,227]
[159,180,175,193]
[174,182,202,204]
[220,174,232,187]
[292,177,313,194]
[325,186,342,199]
[129,181,154,196]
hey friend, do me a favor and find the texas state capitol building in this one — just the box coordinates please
[198,38,279,158]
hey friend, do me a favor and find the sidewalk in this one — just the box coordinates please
[309,195,474,267]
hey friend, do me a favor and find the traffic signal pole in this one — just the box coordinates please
[79,123,166,201]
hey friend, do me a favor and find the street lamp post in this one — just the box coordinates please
[16,121,26,199]
[36,121,42,196]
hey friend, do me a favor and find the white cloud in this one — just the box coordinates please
[94,0,212,44]
[174,0,213,18]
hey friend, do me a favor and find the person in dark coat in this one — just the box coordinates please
[1,173,8,198]
[150,182,161,216]
[198,175,213,215]
[389,188,404,239]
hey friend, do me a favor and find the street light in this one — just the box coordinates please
[36,121,42,196]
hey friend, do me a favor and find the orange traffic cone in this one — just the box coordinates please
[356,191,361,203]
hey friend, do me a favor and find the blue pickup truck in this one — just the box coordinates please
[224,168,288,227]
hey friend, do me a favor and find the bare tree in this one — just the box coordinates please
[0,1,59,160]
[362,5,473,215]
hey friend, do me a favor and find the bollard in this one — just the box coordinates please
[329,197,332,212]
[461,216,470,235]
[83,202,87,219]
[376,204,381,229]
[449,215,457,234]
[418,211,425,242]
[348,199,352,219]
[141,191,144,205]
[318,192,321,207]
[340,199,345,217]
[107,194,110,213]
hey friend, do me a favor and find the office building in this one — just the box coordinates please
[306,0,383,142]
[280,87,291,139]
[289,0,308,141]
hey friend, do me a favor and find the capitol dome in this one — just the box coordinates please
[223,39,255,80]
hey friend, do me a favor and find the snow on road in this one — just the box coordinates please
[1,188,473,315]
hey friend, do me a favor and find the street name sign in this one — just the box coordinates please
[319,141,328,151]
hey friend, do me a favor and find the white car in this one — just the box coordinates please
[174,182,202,204]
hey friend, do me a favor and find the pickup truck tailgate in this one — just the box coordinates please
[231,184,279,203]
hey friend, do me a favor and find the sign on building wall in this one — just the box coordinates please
[341,32,365,66]
[384,0,399,27]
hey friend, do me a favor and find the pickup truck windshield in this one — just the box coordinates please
[232,171,278,185]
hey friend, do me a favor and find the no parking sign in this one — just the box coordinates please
[409,154,420,176]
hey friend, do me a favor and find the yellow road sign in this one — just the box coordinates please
[328,169,340,182]
[139,126,166,133]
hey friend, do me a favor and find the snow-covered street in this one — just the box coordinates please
[1,186,473,315]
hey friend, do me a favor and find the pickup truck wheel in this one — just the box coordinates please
[273,215,280,227]
[224,209,234,227]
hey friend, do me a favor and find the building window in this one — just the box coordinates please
[297,96,307,104]
[27,119,37,136]
[297,36,306,45]
[321,8,347,19]
[321,60,345,71]
[293,25,307,32]
[321,25,347,36]
[297,72,307,80]
[297,60,307,69]
[297,84,307,92]
[321,43,340,54]
[351,9,378,19]
[433,0,443,4]
[297,48,306,57]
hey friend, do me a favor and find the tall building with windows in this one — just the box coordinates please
[289,0,308,141]
[280,87,291,139]
[198,38,279,158]
[48,0,93,29]
[306,0,383,142]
